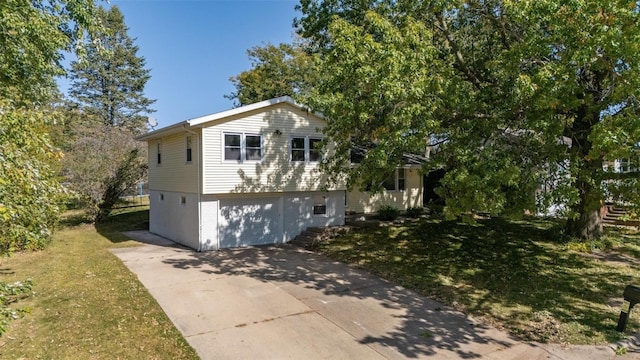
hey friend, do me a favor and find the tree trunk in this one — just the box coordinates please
[564,172,603,240]
[565,206,603,240]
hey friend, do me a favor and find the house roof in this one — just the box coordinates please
[350,146,428,167]
[136,96,321,141]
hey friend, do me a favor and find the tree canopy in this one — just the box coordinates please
[0,0,98,254]
[226,42,316,107]
[291,0,640,239]
[69,5,155,135]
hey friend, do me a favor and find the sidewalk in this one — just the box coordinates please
[112,231,640,359]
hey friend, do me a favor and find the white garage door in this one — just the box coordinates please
[218,197,281,248]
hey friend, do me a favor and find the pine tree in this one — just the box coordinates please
[65,5,152,221]
[69,5,155,135]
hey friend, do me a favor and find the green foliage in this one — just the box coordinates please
[0,0,99,255]
[226,42,317,106]
[377,205,400,221]
[69,5,155,135]
[296,0,640,240]
[96,148,148,222]
[405,207,424,218]
[63,5,153,220]
[0,279,33,336]
[0,0,98,106]
[58,117,147,221]
[0,105,66,254]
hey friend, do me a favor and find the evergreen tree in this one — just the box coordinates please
[65,5,152,221]
[69,5,155,135]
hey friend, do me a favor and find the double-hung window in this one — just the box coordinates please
[383,168,406,191]
[224,133,262,162]
[156,141,162,165]
[186,136,193,163]
[291,136,323,162]
[309,138,323,162]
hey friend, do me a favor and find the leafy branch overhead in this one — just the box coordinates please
[290,0,640,240]
[0,0,99,255]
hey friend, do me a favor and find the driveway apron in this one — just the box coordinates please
[111,231,625,360]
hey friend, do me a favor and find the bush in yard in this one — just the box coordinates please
[406,207,424,218]
[0,279,33,336]
[378,205,400,221]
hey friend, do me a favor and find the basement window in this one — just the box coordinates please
[180,196,186,205]
[313,194,327,215]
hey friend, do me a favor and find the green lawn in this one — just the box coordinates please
[0,206,198,359]
[312,216,640,345]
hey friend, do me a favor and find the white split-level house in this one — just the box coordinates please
[136,96,346,251]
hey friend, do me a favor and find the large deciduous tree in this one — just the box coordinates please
[69,5,155,135]
[295,0,640,240]
[226,42,317,106]
[0,0,98,254]
[65,5,153,221]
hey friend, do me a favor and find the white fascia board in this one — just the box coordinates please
[135,96,325,142]
[135,121,189,141]
[187,96,324,127]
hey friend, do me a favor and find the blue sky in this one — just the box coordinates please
[65,0,300,129]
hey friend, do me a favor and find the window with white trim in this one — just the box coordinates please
[383,168,406,191]
[291,137,306,162]
[224,133,262,162]
[156,141,162,165]
[397,168,406,191]
[291,136,323,162]
[309,138,323,162]
[186,136,193,163]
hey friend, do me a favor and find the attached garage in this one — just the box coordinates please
[218,197,282,248]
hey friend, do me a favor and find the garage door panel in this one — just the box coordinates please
[219,197,280,248]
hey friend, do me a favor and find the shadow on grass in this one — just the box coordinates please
[314,217,637,344]
[94,208,149,244]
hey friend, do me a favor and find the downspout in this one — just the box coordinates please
[186,128,202,251]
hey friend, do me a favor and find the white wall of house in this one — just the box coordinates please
[201,103,341,194]
[283,191,345,241]
[199,196,219,251]
[348,168,423,213]
[204,191,344,250]
[149,190,200,249]
[148,131,200,193]
[140,97,347,251]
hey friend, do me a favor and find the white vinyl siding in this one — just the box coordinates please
[148,132,199,193]
[348,168,422,214]
[202,103,341,194]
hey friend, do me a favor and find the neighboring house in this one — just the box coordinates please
[136,96,345,251]
[347,148,428,214]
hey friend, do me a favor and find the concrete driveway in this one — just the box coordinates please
[111,231,629,359]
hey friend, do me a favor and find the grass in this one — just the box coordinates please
[0,206,198,359]
[312,216,640,345]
